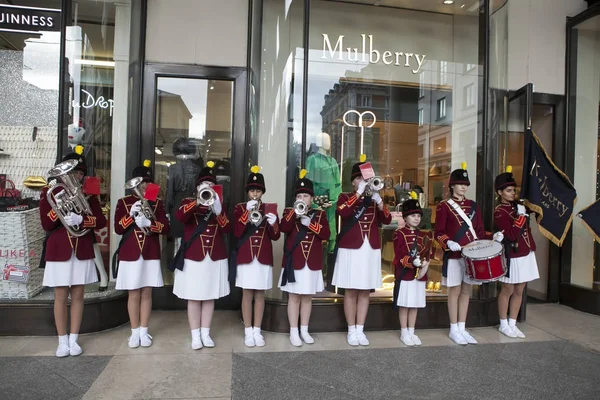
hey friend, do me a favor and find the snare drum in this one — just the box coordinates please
[461,240,507,283]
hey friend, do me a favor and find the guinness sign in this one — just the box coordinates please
[0,4,60,34]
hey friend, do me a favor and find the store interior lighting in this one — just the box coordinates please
[74,59,115,67]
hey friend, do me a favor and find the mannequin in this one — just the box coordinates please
[166,138,202,254]
[305,132,341,253]
[67,122,108,291]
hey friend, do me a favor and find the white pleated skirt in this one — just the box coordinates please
[116,255,164,290]
[278,263,324,295]
[235,257,273,290]
[173,256,230,301]
[499,251,539,284]
[396,280,426,308]
[43,253,98,287]
[332,238,382,290]
[442,258,483,287]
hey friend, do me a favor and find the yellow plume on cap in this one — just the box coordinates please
[207,161,215,168]
[360,154,367,163]
[299,169,308,179]
[74,145,84,155]
[506,165,513,173]
[409,191,418,200]
[461,161,467,170]
[250,165,260,174]
[143,159,151,168]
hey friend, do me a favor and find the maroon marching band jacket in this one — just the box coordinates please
[233,202,281,266]
[393,227,434,282]
[434,197,492,259]
[175,198,231,262]
[114,194,170,261]
[279,207,330,271]
[493,202,536,258]
[40,186,107,262]
[335,192,392,249]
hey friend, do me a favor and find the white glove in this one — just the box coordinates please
[517,204,527,216]
[372,192,383,204]
[300,216,311,226]
[356,180,368,195]
[493,231,504,243]
[135,215,152,228]
[447,240,461,252]
[211,193,222,215]
[266,212,277,226]
[64,213,83,227]
[412,256,422,268]
[417,262,429,279]
[246,200,259,211]
[130,201,142,217]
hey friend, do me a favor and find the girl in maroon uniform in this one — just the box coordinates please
[393,192,432,346]
[233,166,280,347]
[114,160,170,349]
[494,166,539,338]
[172,161,230,349]
[40,146,106,357]
[278,170,330,346]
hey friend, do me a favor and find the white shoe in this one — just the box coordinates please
[69,341,83,356]
[347,332,359,346]
[512,326,526,339]
[499,325,517,338]
[289,334,302,347]
[140,333,153,347]
[128,332,140,349]
[201,334,215,348]
[401,334,414,346]
[411,334,422,346]
[191,331,203,350]
[449,330,468,345]
[56,341,70,358]
[253,331,266,347]
[461,330,478,344]
[244,333,256,348]
[357,332,370,346]
[300,331,314,344]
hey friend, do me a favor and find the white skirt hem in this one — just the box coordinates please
[278,264,324,295]
[116,256,164,290]
[235,258,273,290]
[43,253,98,287]
[332,238,382,290]
[442,258,483,287]
[499,251,539,284]
[396,280,426,308]
[173,256,230,301]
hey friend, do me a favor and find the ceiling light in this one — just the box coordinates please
[155,147,162,155]
[443,0,454,4]
[461,3,466,8]
[210,85,215,90]
[74,59,115,67]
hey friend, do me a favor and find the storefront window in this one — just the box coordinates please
[568,14,600,288]
[255,0,484,301]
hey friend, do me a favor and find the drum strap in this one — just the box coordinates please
[447,199,477,239]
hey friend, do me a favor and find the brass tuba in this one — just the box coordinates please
[46,159,93,237]
[124,176,156,235]
[197,185,216,206]
[293,200,308,217]
[365,176,384,196]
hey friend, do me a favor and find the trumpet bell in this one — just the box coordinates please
[198,187,216,206]
[125,176,144,190]
[370,177,384,191]
[48,159,78,178]
[293,200,308,216]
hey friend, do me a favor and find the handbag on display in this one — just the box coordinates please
[3,263,30,283]
[0,179,21,208]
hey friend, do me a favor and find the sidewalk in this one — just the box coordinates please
[0,303,599,399]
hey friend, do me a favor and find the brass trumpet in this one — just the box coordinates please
[197,185,216,206]
[124,176,156,235]
[293,200,308,217]
[365,176,384,196]
[46,159,93,237]
[249,197,263,225]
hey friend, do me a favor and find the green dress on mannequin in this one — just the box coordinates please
[306,149,341,252]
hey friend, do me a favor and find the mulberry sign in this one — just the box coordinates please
[0,4,60,34]
[321,34,426,74]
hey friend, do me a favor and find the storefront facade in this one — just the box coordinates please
[1,0,594,335]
